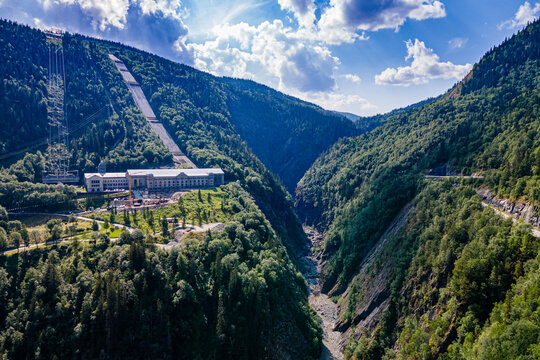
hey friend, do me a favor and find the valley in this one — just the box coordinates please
[0,15,539,360]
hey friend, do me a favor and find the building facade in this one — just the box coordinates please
[84,168,225,192]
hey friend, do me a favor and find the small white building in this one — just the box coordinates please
[84,166,225,192]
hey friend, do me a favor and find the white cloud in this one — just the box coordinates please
[137,0,187,21]
[318,0,446,45]
[448,37,468,49]
[38,0,131,31]
[296,91,376,114]
[17,0,193,62]
[35,0,186,31]
[498,1,540,30]
[375,39,472,86]
[188,20,339,93]
[342,73,361,83]
[278,0,316,28]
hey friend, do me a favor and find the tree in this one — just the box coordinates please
[195,206,202,226]
[207,193,212,203]
[7,220,22,232]
[20,227,29,248]
[91,231,100,245]
[10,231,21,252]
[104,218,110,229]
[148,211,154,231]
[68,224,77,237]
[172,217,177,237]
[92,220,99,231]
[49,224,62,243]
[178,197,185,215]
[119,229,133,245]
[0,206,7,222]
[198,189,202,202]
[0,228,7,251]
[161,218,169,237]
[46,219,62,232]
[29,229,43,248]
[123,210,131,227]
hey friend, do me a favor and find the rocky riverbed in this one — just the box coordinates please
[302,227,343,360]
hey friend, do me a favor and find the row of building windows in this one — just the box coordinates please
[94,179,212,189]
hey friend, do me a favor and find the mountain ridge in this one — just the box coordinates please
[295,19,540,359]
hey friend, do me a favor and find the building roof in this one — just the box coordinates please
[84,172,127,179]
[127,168,224,177]
[84,168,224,179]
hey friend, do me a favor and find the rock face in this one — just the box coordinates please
[333,202,415,349]
[476,188,540,228]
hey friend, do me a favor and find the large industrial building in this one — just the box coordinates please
[84,163,224,192]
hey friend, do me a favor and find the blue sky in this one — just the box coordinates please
[1,0,538,115]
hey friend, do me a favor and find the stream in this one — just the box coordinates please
[302,227,344,360]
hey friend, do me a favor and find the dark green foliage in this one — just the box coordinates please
[0,19,352,258]
[296,20,540,293]
[0,179,76,210]
[0,20,172,177]
[345,182,540,359]
[0,184,321,359]
[222,78,359,192]
[0,21,48,156]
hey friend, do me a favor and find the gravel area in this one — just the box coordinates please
[302,227,343,360]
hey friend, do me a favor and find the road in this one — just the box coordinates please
[481,201,540,238]
[2,212,135,255]
[2,211,226,254]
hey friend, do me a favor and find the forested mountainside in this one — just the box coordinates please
[0,184,321,359]
[343,182,540,359]
[0,19,328,358]
[0,18,358,250]
[0,20,172,172]
[296,20,540,358]
[222,78,359,193]
[0,18,357,192]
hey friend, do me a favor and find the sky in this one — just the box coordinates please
[1,0,538,116]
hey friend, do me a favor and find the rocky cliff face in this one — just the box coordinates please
[332,202,415,350]
[476,188,540,228]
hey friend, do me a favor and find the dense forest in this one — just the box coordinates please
[296,20,540,292]
[1,14,540,360]
[222,78,360,192]
[0,184,321,359]
[296,20,540,358]
[345,182,539,359]
[0,19,333,358]
[0,17,361,257]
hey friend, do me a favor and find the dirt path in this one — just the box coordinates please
[302,228,343,360]
[155,222,225,250]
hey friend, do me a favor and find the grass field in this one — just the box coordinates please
[90,188,233,233]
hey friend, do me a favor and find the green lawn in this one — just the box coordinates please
[91,188,233,233]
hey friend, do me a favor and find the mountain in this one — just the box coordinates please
[0,19,342,358]
[0,20,360,195]
[333,111,363,122]
[0,18,364,252]
[295,20,540,358]
[0,184,322,359]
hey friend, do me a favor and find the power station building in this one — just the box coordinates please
[84,162,225,192]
